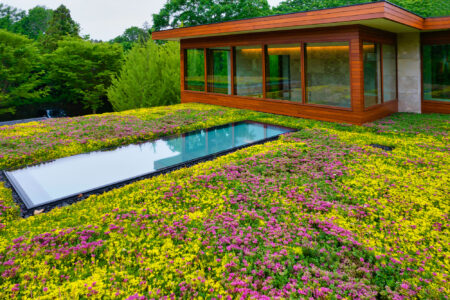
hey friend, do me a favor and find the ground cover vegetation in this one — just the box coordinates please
[0,103,448,299]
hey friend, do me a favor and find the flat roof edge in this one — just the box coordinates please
[152,1,449,41]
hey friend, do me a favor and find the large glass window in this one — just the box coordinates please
[185,49,205,91]
[235,46,263,98]
[382,44,397,102]
[363,42,382,107]
[305,42,351,108]
[423,44,450,102]
[207,47,231,94]
[266,44,302,102]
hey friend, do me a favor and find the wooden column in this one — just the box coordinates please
[204,48,208,92]
[301,42,306,104]
[180,47,185,92]
[350,35,364,112]
[230,46,235,95]
[262,44,267,98]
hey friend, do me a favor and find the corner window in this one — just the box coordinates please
[363,42,382,108]
[207,47,231,94]
[423,44,450,102]
[265,44,302,102]
[305,42,351,108]
[185,49,205,91]
[234,46,263,98]
[382,44,397,102]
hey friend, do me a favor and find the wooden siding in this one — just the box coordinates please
[181,91,397,125]
[152,2,450,41]
[422,101,450,114]
[423,16,450,30]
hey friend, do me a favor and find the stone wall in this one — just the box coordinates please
[397,33,421,113]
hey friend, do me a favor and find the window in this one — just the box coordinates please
[363,42,381,107]
[265,44,302,102]
[235,46,263,98]
[382,44,397,102]
[423,44,450,102]
[185,49,205,91]
[305,42,351,108]
[207,47,231,94]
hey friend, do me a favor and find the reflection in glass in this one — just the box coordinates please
[207,47,231,94]
[382,44,397,102]
[305,42,351,108]
[185,49,205,91]
[423,44,450,102]
[364,42,381,107]
[266,44,302,101]
[235,46,263,98]
[5,122,294,209]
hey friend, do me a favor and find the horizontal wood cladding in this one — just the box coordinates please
[153,2,450,41]
[422,101,450,114]
[359,26,397,44]
[421,30,450,44]
[181,91,398,125]
[181,26,360,49]
[153,2,387,40]
[423,16,450,30]
[362,100,398,123]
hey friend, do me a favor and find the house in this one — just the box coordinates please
[152,1,450,124]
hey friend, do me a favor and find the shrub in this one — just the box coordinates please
[107,40,180,111]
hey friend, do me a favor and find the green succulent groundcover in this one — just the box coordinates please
[0,103,448,299]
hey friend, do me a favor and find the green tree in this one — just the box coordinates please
[45,38,123,113]
[0,4,25,32]
[41,5,79,50]
[107,40,180,111]
[111,26,150,51]
[0,29,47,115]
[16,6,53,40]
[273,0,449,17]
[152,0,271,31]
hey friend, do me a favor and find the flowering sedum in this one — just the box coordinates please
[0,104,448,299]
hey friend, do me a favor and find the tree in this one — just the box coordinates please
[0,4,25,32]
[16,6,53,40]
[0,29,47,116]
[152,0,271,31]
[107,40,180,111]
[111,26,150,51]
[273,0,449,17]
[41,5,79,50]
[45,38,123,113]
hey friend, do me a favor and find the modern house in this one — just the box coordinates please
[152,1,450,124]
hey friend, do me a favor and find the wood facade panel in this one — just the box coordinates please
[181,26,360,49]
[422,101,450,114]
[153,3,388,40]
[423,16,450,30]
[153,2,450,42]
[181,91,398,125]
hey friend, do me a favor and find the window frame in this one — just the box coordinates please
[361,39,398,110]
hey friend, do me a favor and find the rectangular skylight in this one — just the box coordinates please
[5,121,295,209]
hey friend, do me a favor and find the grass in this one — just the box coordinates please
[0,103,448,299]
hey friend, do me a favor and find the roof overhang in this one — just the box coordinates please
[152,1,450,41]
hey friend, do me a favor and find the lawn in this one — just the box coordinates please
[0,103,448,299]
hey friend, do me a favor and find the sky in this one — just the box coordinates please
[2,0,283,41]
